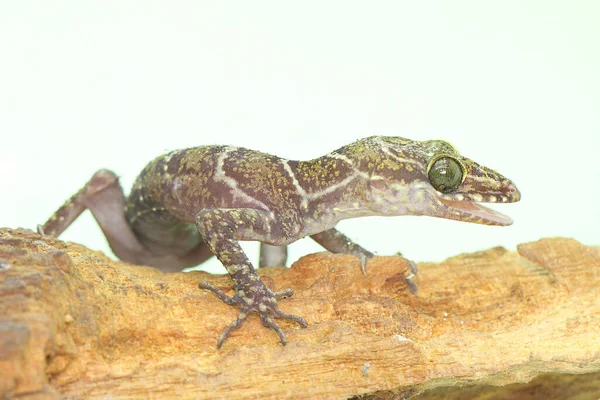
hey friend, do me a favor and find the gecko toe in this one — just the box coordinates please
[273,309,308,328]
[359,254,368,276]
[273,288,294,299]
[356,250,374,276]
[217,312,248,349]
[407,259,418,275]
[406,276,418,294]
[260,314,287,345]
[199,282,237,305]
[404,260,419,294]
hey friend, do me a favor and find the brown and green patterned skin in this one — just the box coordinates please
[38,136,520,348]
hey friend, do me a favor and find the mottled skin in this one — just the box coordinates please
[39,136,520,348]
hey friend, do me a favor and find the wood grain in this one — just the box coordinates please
[0,228,598,399]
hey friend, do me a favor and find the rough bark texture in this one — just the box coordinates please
[0,228,598,399]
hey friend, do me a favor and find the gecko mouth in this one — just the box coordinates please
[438,198,514,226]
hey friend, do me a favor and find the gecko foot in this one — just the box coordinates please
[403,257,419,295]
[199,281,308,348]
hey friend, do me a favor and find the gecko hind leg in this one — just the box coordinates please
[38,169,160,266]
[259,244,288,268]
[39,169,215,271]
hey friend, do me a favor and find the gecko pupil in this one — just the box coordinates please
[428,156,463,193]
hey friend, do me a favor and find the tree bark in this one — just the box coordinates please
[0,228,598,399]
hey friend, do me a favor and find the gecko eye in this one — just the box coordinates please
[427,155,465,193]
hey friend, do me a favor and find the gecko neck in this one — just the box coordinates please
[287,146,380,234]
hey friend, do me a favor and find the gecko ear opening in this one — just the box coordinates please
[369,178,389,192]
[427,155,465,194]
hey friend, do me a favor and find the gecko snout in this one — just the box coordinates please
[503,182,521,202]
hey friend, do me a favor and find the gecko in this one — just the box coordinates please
[38,136,520,348]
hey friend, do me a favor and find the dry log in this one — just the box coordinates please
[0,228,598,399]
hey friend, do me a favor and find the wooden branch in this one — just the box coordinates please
[1,228,598,399]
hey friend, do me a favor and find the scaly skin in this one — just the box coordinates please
[39,136,520,347]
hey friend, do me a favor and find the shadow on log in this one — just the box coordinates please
[0,228,598,399]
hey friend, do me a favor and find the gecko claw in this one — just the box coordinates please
[36,224,46,236]
[392,253,419,294]
[356,250,375,276]
[273,288,294,299]
[404,259,419,294]
[359,254,369,276]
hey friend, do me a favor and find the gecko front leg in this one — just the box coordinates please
[311,228,418,293]
[311,228,374,275]
[196,208,307,348]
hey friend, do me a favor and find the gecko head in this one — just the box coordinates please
[366,137,521,226]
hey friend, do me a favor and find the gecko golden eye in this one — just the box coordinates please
[427,156,464,193]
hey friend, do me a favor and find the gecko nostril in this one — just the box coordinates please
[504,183,521,202]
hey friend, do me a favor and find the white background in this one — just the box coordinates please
[1,2,598,273]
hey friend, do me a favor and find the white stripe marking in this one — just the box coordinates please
[306,171,360,200]
[328,152,370,179]
[214,147,271,212]
[372,137,420,165]
[380,146,420,166]
[281,160,309,209]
